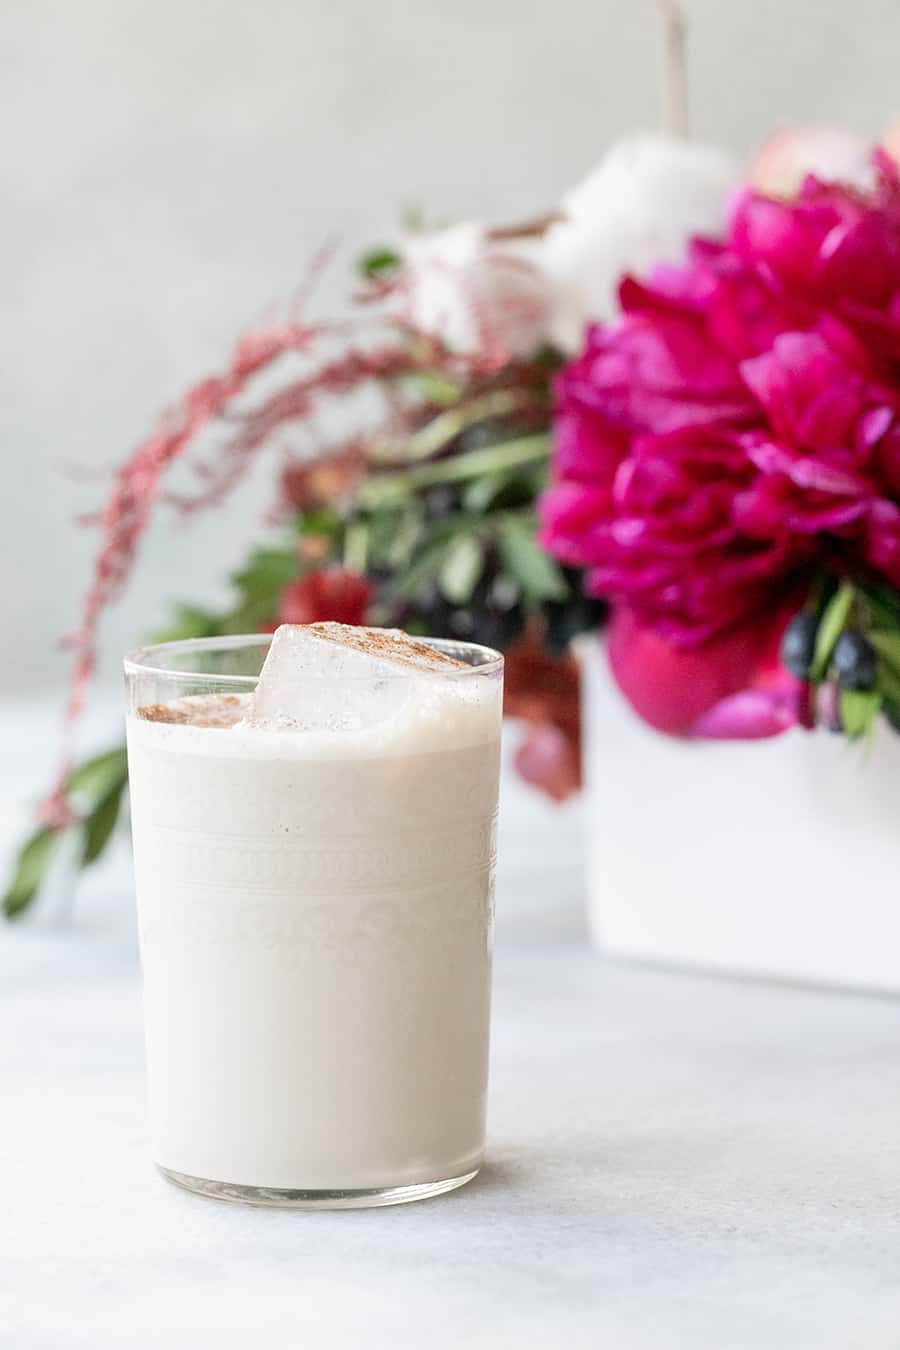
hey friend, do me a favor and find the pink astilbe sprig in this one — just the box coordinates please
[63,318,317,725]
[64,322,413,719]
[164,341,424,516]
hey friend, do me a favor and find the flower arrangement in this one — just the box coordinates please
[6,113,900,918]
[541,153,900,741]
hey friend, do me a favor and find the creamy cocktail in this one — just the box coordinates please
[124,625,503,1207]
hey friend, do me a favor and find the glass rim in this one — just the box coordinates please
[123,632,504,687]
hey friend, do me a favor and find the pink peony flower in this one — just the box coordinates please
[606,604,808,739]
[541,155,900,737]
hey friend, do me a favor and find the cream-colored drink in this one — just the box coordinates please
[125,625,502,1206]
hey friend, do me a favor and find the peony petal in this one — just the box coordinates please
[690,689,800,739]
[864,499,900,583]
[855,404,894,451]
[539,483,613,566]
[553,406,626,483]
[731,190,840,289]
[874,427,900,492]
[606,604,774,735]
[818,214,900,308]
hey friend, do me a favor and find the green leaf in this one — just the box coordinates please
[883,699,900,734]
[5,747,131,915]
[388,512,488,599]
[81,776,128,867]
[398,391,531,464]
[358,246,401,278]
[343,521,369,574]
[66,747,128,808]
[365,506,412,569]
[386,508,426,571]
[840,688,882,740]
[230,548,299,598]
[296,506,341,538]
[3,825,62,919]
[463,474,508,514]
[811,582,854,680]
[222,546,300,633]
[151,603,221,644]
[219,603,275,636]
[410,434,549,489]
[439,535,484,605]
[869,630,900,676]
[858,579,900,629]
[400,372,463,406]
[875,655,900,706]
[497,518,568,604]
[463,460,548,515]
[391,538,451,599]
[359,475,415,510]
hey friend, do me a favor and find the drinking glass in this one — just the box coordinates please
[124,634,503,1208]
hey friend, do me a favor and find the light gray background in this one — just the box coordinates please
[2,0,893,691]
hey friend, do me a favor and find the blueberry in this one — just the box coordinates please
[780,611,819,679]
[833,631,878,691]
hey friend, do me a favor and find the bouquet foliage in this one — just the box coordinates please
[7,125,900,918]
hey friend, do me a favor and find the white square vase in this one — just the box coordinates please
[581,637,900,992]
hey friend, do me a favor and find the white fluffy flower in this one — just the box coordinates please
[395,135,740,361]
[541,135,741,353]
[395,221,551,360]
[749,126,876,197]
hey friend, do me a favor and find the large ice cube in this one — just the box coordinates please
[247,623,464,731]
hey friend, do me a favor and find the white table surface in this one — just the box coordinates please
[2,694,900,1348]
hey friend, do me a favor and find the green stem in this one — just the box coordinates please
[360,433,550,507]
[343,520,369,573]
[374,390,541,465]
[811,580,854,681]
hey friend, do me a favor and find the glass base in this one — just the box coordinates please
[159,1165,479,1209]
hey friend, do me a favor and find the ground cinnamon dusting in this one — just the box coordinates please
[304,623,468,670]
[137,695,244,727]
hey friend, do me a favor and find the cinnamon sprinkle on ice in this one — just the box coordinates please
[302,623,468,670]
